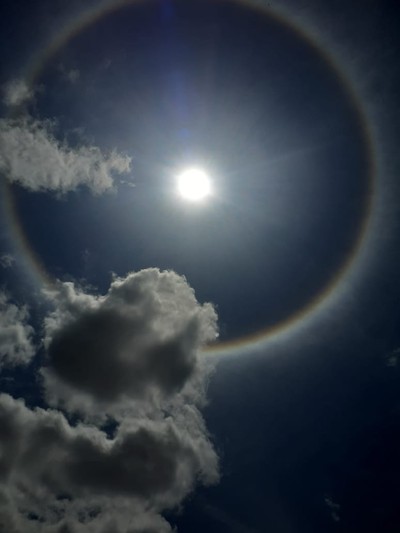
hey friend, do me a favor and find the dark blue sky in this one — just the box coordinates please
[13,0,368,339]
[1,1,400,532]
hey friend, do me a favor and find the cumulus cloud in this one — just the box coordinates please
[0,393,218,532]
[0,269,219,532]
[0,117,131,194]
[2,79,34,107]
[0,292,35,367]
[42,268,218,414]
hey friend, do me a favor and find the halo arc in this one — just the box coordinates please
[1,0,378,355]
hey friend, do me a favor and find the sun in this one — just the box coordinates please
[176,168,211,201]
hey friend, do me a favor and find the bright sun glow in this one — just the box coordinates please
[177,168,211,201]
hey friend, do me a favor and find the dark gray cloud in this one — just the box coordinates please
[0,117,131,194]
[0,292,35,367]
[42,269,218,414]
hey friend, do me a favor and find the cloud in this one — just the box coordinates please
[0,292,35,367]
[0,269,219,532]
[2,79,34,107]
[0,253,15,269]
[324,495,340,523]
[0,393,218,532]
[0,117,131,194]
[58,65,80,84]
[385,348,400,367]
[42,269,218,415]
[65,69,80,84]
[200,500,260,533]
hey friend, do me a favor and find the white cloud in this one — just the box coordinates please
[0,117,131,194]
[2,79,34,107]
[0,270,219,531]
[0,367,218,531]
[0,392,217,495]
[0,292,35,367]
[42,269,218,416]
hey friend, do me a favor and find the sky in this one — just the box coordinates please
[0,0,400,532]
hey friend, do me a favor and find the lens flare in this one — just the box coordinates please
[177,168,211,201]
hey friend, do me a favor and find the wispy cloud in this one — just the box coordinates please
[2,79,34,107]
[324,495,341,523]
[0,254,15,269]
[200,500,260,533]
[385,348,400,367]
[58,64,80,84]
